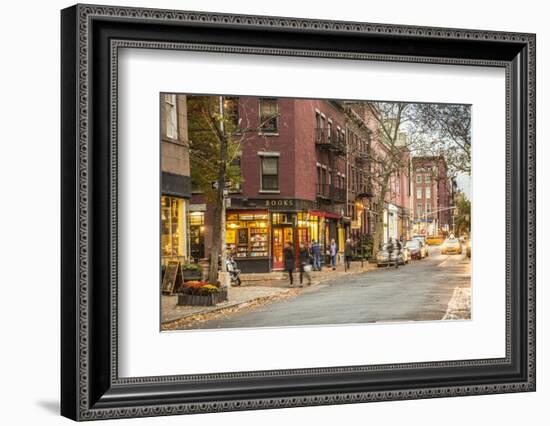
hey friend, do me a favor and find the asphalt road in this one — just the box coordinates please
[190,246,471,330]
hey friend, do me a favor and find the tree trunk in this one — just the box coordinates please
[372,178,390,256]
[207,136,228,284]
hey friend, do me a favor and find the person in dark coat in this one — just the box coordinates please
[311,240,321,271]
[344,238,353,270]
[298,242,312,286]
[283,242,295,286]
[392,238,401,269]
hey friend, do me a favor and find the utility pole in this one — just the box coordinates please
[219,96,227,277]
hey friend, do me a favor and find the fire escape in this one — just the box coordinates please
[314,127,347,208]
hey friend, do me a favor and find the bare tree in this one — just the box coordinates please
[360,102,412,254]
[187,96,277,284]
[408,104,471,175]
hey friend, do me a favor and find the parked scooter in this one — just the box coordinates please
[225,255,242,286]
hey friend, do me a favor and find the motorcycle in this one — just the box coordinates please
[225,255,242,286]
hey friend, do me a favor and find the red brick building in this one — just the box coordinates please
[189,96,372,272]
[411,156,453,237]
[351,105,412,244]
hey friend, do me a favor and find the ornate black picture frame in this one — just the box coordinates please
[61,4,536,421]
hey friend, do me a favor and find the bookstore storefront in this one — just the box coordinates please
[226,211,270,273]
[161,195,189,267]
[226,199,345,273]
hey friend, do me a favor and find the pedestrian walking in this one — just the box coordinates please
[386,239,394,269]
[283,242,295,286]
[311,239,321,271]
[344,238,353,271]
[394,238,401,269]
[329,238,338,270]
[298,242,312,286]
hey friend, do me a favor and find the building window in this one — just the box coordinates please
[425,174,431,183]
[426,202,432,215]
[416,187,422,199]
[164,94,178,139]
[261,157,279,190]
[327,120,332,143]
[425,187,431,198]
[416,174,422,184]
[416,203,423,216]
[259,98,278,133]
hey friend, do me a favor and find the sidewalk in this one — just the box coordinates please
[161,260,376,330]
[240,260,377,288]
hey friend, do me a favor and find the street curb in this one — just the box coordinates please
[161,289,293,327]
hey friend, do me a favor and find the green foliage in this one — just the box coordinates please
[187,96,243,202]
[352,234,374,260]
[454,191,471,235]
[181,262,202,272]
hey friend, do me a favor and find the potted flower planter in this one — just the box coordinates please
[181,263,203,282]
[177,287,228,306]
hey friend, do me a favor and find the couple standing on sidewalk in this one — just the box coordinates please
[328,238,353,271]
[283,241,313,287]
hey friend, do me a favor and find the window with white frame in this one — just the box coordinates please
[425,187,431,198]
[259,98,278,133]
[260,156,279,190]
[416,187,422,199]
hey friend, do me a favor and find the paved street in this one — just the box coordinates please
[185,246,471,329]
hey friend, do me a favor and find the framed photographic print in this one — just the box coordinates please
[61,4,536,421]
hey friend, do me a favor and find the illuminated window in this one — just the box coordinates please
[425,187,431,198]
[161,196,186,259]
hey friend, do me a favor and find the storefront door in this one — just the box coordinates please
[272,226,293,270]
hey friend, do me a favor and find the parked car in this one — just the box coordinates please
[412,235,427,245]
[441,238,463,255]
[376,243,403,267]
[405,239,425,260]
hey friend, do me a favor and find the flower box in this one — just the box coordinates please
[177,287,228,306]
[182,270,203,282]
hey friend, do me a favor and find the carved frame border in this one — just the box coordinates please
[61,3,536,421]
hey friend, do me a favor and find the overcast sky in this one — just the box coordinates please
[456,172,471,200]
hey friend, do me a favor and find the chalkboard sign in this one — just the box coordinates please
[161,260,180,295]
